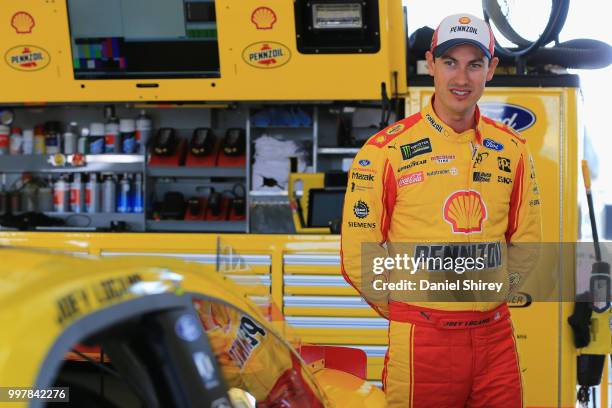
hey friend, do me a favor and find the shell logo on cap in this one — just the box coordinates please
[251,7,277,30]
[459,16,471,24]
[11,12,35,34]
[443,190,487,233]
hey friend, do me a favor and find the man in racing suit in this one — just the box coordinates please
[341,13,541,408]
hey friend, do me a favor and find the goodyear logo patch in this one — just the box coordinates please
[400,138,432,160]
[386,123,405,135]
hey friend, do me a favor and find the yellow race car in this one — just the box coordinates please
[0,248,385,408]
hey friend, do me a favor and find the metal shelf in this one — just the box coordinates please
[146,220,247,232]
[0,154,144,173]
[148,166,245,178]
[317,147,360,155]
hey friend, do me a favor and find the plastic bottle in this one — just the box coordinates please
[136,110,152,154]
[9,127,23,155]
[77,126,89,154]
[102,174,116,213]
[117,173,132,213]
[89,122,105,154]
[63,122,78,155]
[132,173,144,213]
[45,121,62,154]
[120,119,136,154]
[85,173,100,213]
[22,129,34,154]
[0,125,9,155]
[69,173,84,213]
[53,175,69,212]
[33,126,46,154]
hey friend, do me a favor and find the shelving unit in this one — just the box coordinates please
[0,102,389,233]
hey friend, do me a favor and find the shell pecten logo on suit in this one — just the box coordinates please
[443,190,487,233]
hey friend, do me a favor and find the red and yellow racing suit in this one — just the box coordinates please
[341,97,541,407]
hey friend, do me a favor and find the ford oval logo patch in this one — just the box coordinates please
[483,138,504,151]
[358,159,370,166]
[479,103,536,132]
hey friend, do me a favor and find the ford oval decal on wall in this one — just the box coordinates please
[479,103,536,132]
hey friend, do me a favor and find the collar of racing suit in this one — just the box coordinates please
[423,95,484,145]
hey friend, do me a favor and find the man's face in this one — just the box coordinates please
[426,44,499,117]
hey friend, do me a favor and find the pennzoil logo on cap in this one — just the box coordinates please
[459,16,471,24]
[5,45,50,71]
[242,42,291,69]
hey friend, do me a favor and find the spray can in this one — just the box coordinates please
[136,110,152,154]
[85,173,100,213]
[22,129,34,154]
[77,126,89,154]
[132,173,144,213]
[45,121,62,154]
[117,173,132,213]
[53,175,69,212]
[63,122,78,155]
[102,174,116,213]
[120,119,136,154]
[33,126,46,154]
[0,125,9,155]
[9,127,23,155]
[69,173,84,213]
[89,122,105,154]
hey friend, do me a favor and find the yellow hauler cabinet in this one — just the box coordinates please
[0,0,602,407]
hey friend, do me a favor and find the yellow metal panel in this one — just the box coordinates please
[294,328,387,346]
[284,286,358,296]
[284,265,341,275]
[284,307,379,318]
[1,1,407,103]
[406,86,580,408]
[367,357,385,381]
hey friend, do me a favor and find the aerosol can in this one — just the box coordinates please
[132,173,144,213]
[102,174,116,213]
[53,175,69,213]
[85,173,100,213]
[136,110,152,154]
[69,173,84,213]
[117,173,132,213]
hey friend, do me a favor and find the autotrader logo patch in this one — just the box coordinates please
[353,200,369,219]
[400,138,432,160]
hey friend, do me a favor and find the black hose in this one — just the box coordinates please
[484,0,570,59]
[527,39,612,69]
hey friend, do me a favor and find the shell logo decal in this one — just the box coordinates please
[459,16,471,24]
[242,42,291,69]
[443,190,487,233]
[251,7,277,30]
[11,11,35,34]
[5,45,50,71]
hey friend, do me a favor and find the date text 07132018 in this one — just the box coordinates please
[0,387,69,402]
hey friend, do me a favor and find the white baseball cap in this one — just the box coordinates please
[430,13,495,59]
